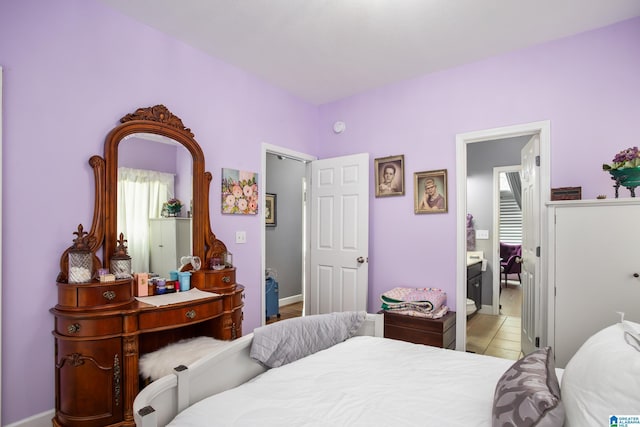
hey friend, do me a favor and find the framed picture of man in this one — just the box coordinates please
[414,169,448,214]
[374,155,405,197]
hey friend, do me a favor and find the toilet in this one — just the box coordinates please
[466,298,477,316]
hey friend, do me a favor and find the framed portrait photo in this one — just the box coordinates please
[265,193,277,226]
[374,155,405,197]
[414,169,448,214]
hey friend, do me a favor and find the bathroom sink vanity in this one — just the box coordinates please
[466,252,483,312]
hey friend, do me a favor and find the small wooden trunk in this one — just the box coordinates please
[382,310,456,349]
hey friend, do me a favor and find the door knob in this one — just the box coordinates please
[357,256,366,264]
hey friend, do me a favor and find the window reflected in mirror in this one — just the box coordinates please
[118,133,193,277]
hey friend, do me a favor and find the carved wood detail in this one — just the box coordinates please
[57,156,105,282]
[120,104,194,138]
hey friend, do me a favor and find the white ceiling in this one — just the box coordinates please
[99,0,640,105]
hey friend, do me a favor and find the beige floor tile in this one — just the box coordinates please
[494,329,520,342]
[503,316,521,327]
[466,285,522,361]
[489,337,522,351]
[484,347,521,360]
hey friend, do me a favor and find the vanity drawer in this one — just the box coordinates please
[192,268,236,292]
[55,315,123,338]
[57,280,133,309]
[138,298,223,330]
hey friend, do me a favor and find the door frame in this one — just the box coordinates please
[492,165,522,315]
[261,143,316,324]
[455,121,550,351]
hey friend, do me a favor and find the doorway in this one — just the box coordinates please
[261,143,315,325]
[455,121,550,355]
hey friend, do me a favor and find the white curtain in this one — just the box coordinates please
[117,167,174,274]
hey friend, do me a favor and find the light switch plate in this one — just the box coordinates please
[235,231,247,244]
[476,229,489,240]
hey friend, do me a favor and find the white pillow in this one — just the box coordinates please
[561,321,640,427]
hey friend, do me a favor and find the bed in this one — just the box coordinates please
[133,312,640,427]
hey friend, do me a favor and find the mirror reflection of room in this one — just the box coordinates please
[118,133,193,278]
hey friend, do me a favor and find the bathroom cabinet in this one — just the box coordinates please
[467,261,482,311]
[548,199,640,368]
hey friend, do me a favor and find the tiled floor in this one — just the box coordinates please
[466,284,523,360]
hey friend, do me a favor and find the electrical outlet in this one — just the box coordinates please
[235,231,247,244]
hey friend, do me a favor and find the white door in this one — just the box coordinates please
[520,135,540,355]
[308,153,369,314]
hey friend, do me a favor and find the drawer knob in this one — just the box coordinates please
[67,323,81,334]
[186,310,196,319]
[222,276,231,283]
[634,273,639,278]
[103,291,116,300]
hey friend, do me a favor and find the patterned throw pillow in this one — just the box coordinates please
[492,347,565,427]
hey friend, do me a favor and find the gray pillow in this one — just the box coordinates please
[250,311,367,368]
[492,347,565,427]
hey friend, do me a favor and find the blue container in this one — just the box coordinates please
[169,270,179,281]
[178,271,191,291]
[265,277,280,320]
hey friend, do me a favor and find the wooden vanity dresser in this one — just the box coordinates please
[52,105,243,427]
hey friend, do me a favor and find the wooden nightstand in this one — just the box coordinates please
[382,310,456,349]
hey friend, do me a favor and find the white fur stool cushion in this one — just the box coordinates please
[139,336,228,381]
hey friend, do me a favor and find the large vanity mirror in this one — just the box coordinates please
[117,133,193,277]
[103,105,225,274]
[57,104,227,282]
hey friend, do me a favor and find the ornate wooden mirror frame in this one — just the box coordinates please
[58,105,227,281]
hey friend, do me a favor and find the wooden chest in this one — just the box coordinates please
[383,310,456,349]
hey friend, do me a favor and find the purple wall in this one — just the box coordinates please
[0,0,317,423]
[119,138,178,174]
[1,0,638,423]
[317,17,640,320]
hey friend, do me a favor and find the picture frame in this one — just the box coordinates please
[265,193,277,226]
[374,155,405,197]
[551,186,582,201]
[414,169,448,214]
[221,168,259,215]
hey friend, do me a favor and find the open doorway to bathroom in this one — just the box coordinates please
[465,137,528,360]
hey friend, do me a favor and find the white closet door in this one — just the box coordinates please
[554,201,640,368]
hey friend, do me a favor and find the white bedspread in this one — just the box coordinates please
[168,336,515,427]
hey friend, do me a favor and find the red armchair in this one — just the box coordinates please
[499,242,522,287]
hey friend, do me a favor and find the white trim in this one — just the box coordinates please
[4,409,55,427]
[261,143,316,325]
[0,65,3,427]
[456,120,551,351]
[492,165,520,315]
[279,293,303,307]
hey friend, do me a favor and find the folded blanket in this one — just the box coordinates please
[385,304,450,319]
[250,311,367,368]
[380,287,447,312]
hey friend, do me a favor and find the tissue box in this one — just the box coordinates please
[135,273,149,296]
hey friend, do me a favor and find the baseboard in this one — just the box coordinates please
[5,409,54,427]
[477,304,493,315]
[279,294,302,307]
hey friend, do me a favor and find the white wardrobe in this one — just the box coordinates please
[548,199,640,368]
[149,218,192,279]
